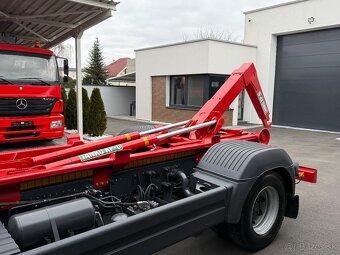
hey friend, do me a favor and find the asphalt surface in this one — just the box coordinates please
[105,117,155,136]
[0,119,339,254]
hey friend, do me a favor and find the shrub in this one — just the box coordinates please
[61,87,67,113]
[64,77,76,89]
[65,88,77,130]
[88,88,107,136]
[82,88,91,134]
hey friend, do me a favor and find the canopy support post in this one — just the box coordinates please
[75,30,84,139]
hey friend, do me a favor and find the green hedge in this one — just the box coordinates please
[82,88,91,134]
[64,87,106,136]
[88,88,107,136]
[61,87,67,114]
[64,88,77,130]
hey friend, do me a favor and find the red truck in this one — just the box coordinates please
[0,44,66,143]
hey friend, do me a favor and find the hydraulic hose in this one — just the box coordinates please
[173,170,195,197]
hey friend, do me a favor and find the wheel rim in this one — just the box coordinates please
[251,186,279,235]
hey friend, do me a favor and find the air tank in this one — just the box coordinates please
[8,198,96,250]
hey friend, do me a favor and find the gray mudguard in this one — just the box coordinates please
[196,140,296,223]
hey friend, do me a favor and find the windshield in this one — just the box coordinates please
[0,50,59,85]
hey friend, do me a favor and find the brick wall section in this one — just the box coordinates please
[152,76,233,124]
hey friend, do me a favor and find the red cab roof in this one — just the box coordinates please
[0,44,54,55]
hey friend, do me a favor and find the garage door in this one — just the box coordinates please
[273,28,340,131]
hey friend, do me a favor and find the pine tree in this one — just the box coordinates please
[65,88,77,130]
[88,88,107,136]
[82,88,91,134]
[83,37,108,85]
[61,87,67,113]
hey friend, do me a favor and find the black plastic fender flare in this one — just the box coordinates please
[195,140,296,224]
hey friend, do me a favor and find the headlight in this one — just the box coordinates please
[50,120,63,129]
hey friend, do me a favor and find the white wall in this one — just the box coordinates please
[84,85,135,116]
[136,40,210,121]
[135,39,256,124]
[243,0,340,124]
[59,69,85,81]
[207,40,257,124]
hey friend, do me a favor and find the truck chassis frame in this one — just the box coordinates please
[0,63,317,255]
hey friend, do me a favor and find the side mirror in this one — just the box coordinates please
[63,59,69,82]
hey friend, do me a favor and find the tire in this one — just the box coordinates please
[119,125,155,135]
[214,172,286,252]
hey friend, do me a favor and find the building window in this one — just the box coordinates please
[171,76,186,105]
[170,74,228,109]
[187,76,204,107]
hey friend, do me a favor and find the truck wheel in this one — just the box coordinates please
[119,125,155,135]
[214,172,286,252]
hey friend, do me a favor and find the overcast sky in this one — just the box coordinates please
[64,0,289,67]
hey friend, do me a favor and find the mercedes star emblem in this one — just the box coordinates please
[16,98,28,110]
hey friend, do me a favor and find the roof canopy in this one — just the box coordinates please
[0,0,117,49]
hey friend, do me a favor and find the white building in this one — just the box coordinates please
[136,0,340,131]
[136,40,256,125]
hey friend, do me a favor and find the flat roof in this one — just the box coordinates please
[0,0,118,49]
[244,0,309,14]
[107,72,136,82]
[135,38,257,52]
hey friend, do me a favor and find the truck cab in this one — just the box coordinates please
[0,44,64,143]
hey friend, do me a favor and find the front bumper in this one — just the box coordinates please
[0,114,64,143]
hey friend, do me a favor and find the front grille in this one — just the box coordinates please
[0,98,57,116]
[6,126,36,131]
